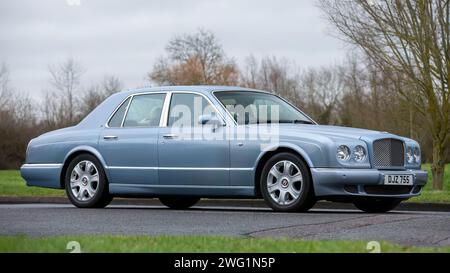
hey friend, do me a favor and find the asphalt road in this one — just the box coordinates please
[1,203,449,247]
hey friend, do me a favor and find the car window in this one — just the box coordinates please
[214,91,314,125]
[168,93,216,127]
[123,94,165,127]
[108,97,130,127]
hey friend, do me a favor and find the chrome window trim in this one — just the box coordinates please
[122,92,167,128]
[211,90,318,125]
[105,92,167,128]
[105,91,227,128]
[160,91,172,127]
[210,90,238,126]
[164,91,227,127]
[120,95,133,127]
[105,96,131,128]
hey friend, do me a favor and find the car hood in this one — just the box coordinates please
[260,124,406,142]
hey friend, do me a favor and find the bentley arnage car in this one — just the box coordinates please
[21,86,427,212]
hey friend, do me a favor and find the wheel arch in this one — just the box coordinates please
[253,144,314,197]
[60,146,109,188]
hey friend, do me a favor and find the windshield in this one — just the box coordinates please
[214,91,314,125]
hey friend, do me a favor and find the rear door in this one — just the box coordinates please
[99,93,166,185]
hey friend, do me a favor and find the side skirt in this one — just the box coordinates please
[109,183,256,198]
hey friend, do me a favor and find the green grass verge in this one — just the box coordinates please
[0,235,449,253]
[409,164,450,203]
[0,170,63,197]
[0,164,449,202]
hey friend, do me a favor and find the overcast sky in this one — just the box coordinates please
[0,0,347,99]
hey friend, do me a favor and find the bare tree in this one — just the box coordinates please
[0,64,38,168]
[46,57,85,126]
[259,56,299,100]
[240,55,301,105]
[319,0,450,190]
[337,55,370,127]
[240,55,259,89]
[80,75,123,117]
[148,29,239,85]
[300,65,345,124]
[101,75,123,96]
[41,91,62,129]
[0,63,11,109]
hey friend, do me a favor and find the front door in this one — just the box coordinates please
[158,92,230,186]
[99,93,166,185]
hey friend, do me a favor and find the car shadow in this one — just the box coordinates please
[97,205,407,215]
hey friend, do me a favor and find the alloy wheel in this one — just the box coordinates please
[70,160,99,201]
[266,160,304,206]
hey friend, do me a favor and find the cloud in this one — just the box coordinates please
[0,0,345,99]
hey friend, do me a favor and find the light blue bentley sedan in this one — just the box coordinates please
[21,86,427,212]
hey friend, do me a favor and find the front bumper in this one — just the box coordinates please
[311,168,427,199]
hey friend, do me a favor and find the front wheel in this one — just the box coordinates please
[260,153,316,212]
[65,154,113,208]
[159,197,200,209]
[353,198,402,213]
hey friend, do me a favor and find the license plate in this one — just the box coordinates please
[384,174,413,185]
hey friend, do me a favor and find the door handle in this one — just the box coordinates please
[103,135,118,140]
[163,134,178,139]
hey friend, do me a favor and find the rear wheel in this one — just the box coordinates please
[159,197,200,209]
[260,153,316,212]
[353,198,402,213]
[65,154,113,208]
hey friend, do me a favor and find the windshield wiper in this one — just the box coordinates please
[277,120,314,124]
[256,120,315,125]
[292,120,314,124]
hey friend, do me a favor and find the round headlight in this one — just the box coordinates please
[353,145,366,162]
[406,147,414,164]
[413,147,421,164]
[337,145,350,161]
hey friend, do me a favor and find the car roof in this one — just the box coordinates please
[120,85,269,96]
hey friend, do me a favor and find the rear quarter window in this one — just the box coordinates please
[108,97,130,127]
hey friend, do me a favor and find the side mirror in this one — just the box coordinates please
[198,114,224,127]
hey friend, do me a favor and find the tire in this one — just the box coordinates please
[65,154,113,208]
[159,197,200,209]
[353,198,402,213]
[260,152,316,212]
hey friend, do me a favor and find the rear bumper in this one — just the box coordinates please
[311,168,427,199]
[20,164,63,189]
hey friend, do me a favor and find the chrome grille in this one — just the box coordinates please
[373,138,404,168]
